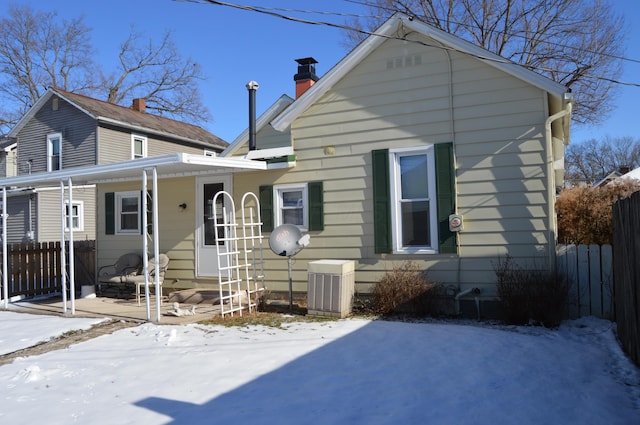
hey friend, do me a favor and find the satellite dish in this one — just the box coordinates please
[268,224,310,312]
[269,224,306,257]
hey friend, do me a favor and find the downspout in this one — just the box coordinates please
[544,95,572,271]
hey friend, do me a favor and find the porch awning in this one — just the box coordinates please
[0,153,267,321]
[0,152,266,187]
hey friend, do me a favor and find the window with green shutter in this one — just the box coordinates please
[104,190,153,235]
[372,142,456,254]
[259,181,324,232]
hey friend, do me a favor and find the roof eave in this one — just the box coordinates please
[7,89,58,137]
[97,117,226,151]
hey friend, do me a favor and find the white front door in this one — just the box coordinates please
[196,175,232,277]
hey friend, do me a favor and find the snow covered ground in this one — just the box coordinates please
[1,311,639,424]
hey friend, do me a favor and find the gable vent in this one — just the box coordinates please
[386,54,422,69]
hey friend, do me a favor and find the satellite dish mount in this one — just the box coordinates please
[268,224,310,311]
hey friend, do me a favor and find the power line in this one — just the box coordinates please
[346,0,640,66]
[186,0,640,88]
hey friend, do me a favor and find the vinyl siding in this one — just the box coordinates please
[234,32,554,295]
[1,192,36,243]
[35,186,96,242]
[17,95,97,173]
[96,177,198,288]
[97,125,210,164]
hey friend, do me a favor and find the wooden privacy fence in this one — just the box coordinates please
[557,244,613,320]
[1,240,95,298]
[613,191,640,367]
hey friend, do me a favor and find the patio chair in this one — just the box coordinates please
[97,253,142,297]
[124,253,170,305]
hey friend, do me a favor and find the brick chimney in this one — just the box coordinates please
[294,57,318,98]
[132,98,146,113]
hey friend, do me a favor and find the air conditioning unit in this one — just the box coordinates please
[307,260,355,318]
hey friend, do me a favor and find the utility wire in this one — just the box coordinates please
[346,0,640,66]
[184,0,640,88]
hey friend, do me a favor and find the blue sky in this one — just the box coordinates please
[2,0,638,144]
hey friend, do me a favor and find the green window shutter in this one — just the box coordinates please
[259,185,274,232]
[372,149,392,254]
[142,191,153,235]
[308,181,324,231]
[105,192,115,235]
[434,142,456,254]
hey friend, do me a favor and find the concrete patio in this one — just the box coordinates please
[3,290,231,325]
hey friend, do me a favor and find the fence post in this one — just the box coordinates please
[601,245,613,320]
[588,244,603,318]
[577,245,590,316]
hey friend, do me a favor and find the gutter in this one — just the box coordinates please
[544,94,572,271]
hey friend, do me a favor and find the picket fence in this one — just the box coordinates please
[1,240,96,298]
[556,244,613,320]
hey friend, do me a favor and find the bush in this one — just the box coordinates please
[557,180,640,245]
[372,261,443,317]
[494,256,570,328]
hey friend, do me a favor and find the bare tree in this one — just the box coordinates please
[0,4,211,135]
[100,28,211,125]
[0,5,95,133]
[347,0,626,125]
[564,136,640,185]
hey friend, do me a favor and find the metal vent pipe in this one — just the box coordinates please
[246,81,259,151]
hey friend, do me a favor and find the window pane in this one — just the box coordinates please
[281,190,303,225]
[282,208,303,225]
[282,191,302,207]
[203,183,224,246]
[401,200,430,246]
[121,197,138,212]
[120,214,138,230]
[51,155,60,171]
[400,154,428,199]
[134,139,144,157]
[51,139,60,155]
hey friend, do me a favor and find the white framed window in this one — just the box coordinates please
[47,133,62,171]
[204,150,217,157]
[274,183,308,229]
[64,201,84,232]
[131,134,147,159]
[389,146,438,254]
[116,191,140,234]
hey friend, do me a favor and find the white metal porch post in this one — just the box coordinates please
[60,178,76,315]
[142,170,150,321]
[60,181,67,313]
[2,186,8,309]
[142,167,161,322]
[67,177,76,314]
[152,167,160,322]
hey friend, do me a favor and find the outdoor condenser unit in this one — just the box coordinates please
[307,260,355,318]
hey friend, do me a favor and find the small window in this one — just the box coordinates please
[132,134,147,159]
[47,133,62,171]
[274,183,308,229]
[64,201,84,232]
[116,192,140,234]
[204,150,217,157]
